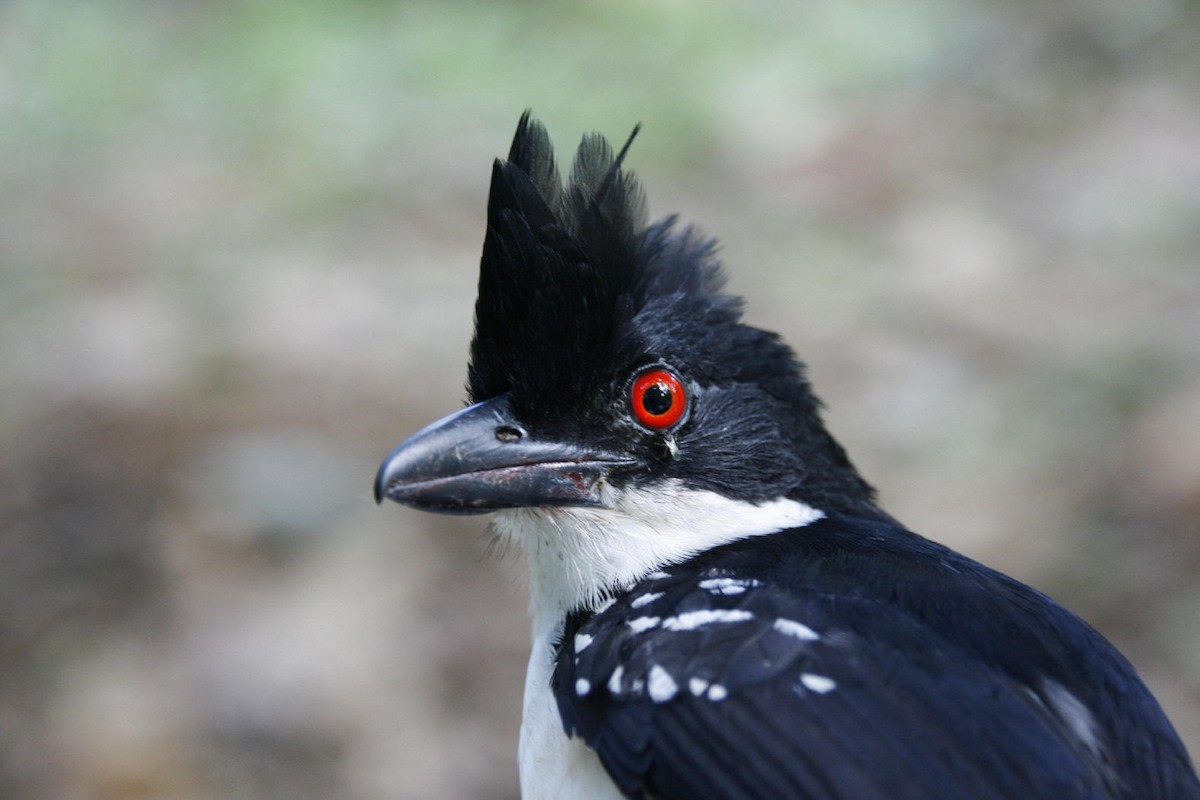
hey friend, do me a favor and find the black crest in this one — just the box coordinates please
[467,113,738,418]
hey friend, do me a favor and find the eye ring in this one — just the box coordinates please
[630,368,688,431]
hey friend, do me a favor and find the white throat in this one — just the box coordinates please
[493,480,823,636]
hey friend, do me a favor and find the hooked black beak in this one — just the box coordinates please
[374,394,637,514]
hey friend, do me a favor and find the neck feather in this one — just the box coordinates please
[492,480,824,636]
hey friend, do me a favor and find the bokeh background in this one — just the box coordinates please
[3,2,1199,798]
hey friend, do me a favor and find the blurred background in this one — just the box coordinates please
[2,1,1199,798]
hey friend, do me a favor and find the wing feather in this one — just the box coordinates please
[551,521,1161,800]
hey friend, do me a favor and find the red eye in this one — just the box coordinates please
[630,369,687,430]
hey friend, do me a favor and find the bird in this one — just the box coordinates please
[374,112,1200,800]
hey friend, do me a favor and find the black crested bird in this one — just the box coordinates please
[375,113,1200,800]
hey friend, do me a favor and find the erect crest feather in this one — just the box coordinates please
[467,112,731,420]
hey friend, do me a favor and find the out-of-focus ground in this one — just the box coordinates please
[2,2,1199,798]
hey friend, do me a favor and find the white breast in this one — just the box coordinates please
[519,622,626,800]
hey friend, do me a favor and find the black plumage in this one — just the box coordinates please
[467,111,874,513]
[554,515,1199,799]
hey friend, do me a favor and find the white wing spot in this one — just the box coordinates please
[574,633,594,652]
[1042,678,1103,756]
[773,618,820,641]
[631,592,664,609]
[662,609,754,631]
[706,684,728,701]
[647,665,678,703]
[593,597,617,614]
[645,570,671,580]
[800,673,837,694]
[627,616,661,634]
[607,665,625,695]
[698,577,761,595]
[575,678,591,696]
[688,677,710,696]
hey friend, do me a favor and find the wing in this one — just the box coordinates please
[553,556,1125,800]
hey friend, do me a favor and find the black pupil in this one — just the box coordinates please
[642,382,674,416]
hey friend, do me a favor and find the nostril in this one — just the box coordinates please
[495,424,525,443]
